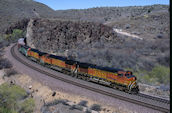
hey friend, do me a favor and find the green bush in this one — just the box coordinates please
[20,98,35,113]
[4,29,25,42]
[0,83,35,113]
[11,29,24,39]
[4,34,12,41]
[126,65,170,86]
[149,65,170,85]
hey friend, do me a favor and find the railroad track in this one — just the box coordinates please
[138,93,170,105]
[11,44,170,113]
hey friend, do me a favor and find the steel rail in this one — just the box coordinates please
[138,93,170,104]
[11,44,170,113]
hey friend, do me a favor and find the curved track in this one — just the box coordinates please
[11,44,170,113]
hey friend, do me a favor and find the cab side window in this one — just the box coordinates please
[125,74,130,77]
[118,74,123,77]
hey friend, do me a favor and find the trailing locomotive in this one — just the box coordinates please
[18,43,139,94]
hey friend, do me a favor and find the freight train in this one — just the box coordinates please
[17,38,139,94]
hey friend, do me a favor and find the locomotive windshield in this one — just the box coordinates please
[125,73,130,77]
[118,71,125,77]
[125,71,132,77]
[118,73,123,77]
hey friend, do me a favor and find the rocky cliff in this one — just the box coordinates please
[26,18,119,56]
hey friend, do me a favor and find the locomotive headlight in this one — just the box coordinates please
[132,77,136,81]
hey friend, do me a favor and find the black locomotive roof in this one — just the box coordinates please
[49,54,66,61]
[89,65,123,73]
[77,61,123,72]
[21,45,29,49]
[65,59,77,65]
[77,62,96,68]
[39,52,47,56]
[30,48,39,52]
[101,67,123,73]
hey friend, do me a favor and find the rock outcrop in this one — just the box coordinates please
[26,18,119,56]
[26,19,35,48]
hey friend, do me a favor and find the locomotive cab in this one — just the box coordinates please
[117,71,125,77]
[118,71,139,94]
[125,71,132,76]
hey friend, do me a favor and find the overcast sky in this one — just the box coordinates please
[34,0,169,10]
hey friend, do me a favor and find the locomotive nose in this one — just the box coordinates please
[135,77,137,80]
[131,75,136,80]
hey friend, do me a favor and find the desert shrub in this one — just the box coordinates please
[78,100,88,107]
[149,65,170,85]
[4,34,12,41]
[0,40,10,48]
[4,29,25,43]
[90,104,101,111]
[0,83,33,113]
[0,58,12,69]
[19,98,35,113]
[70,105,83,111]
[85,109,91,113]
[57,99,68,105]
[4,69,18,77]
[156,53,170,66]
[0,107,16,113]
[141,74,158,84]
[11,29,25,42]
[45,99,68,106]
[127,65,170,86]
[12,29,24,38]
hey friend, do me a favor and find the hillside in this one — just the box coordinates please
[0,0,56,33]
[55,5,169,40]
[55,5,168,23]
[105,10,169,40]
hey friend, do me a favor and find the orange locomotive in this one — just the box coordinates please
[77,63,139,93]
[18,45,139,94]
